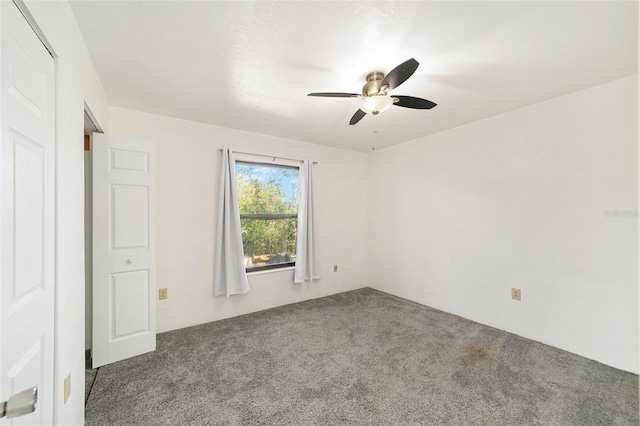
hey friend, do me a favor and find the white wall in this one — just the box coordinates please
[368,75,638,373]
[108,107,368,333]
[22,1,110,424]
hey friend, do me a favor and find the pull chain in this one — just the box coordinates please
[372,114,378,151]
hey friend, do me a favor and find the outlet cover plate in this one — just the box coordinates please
[64,374,71,403]
[159,288,168,300]
[511,288,521,301]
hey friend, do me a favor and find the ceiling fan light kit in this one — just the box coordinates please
[359,95,394,115]
[308,58,437,126]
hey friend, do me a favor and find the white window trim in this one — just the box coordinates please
[246,266,295,277]
[233,152,303,168]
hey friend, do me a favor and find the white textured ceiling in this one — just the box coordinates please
[69,1,638,152]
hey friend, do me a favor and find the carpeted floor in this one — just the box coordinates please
[85,288,638,425]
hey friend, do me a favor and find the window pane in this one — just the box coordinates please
[235,161,300,271]
[236,163,299,215]
[241,218,297,268]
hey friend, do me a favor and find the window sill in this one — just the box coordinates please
[246,266,295,277]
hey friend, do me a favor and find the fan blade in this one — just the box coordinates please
[393,95,437,109]
[349,109,366,125]
[381,58,419,91]
[308,92,360,98]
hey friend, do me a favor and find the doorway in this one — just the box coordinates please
[83,105,101,404]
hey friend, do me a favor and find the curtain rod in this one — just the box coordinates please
[219,148,317,165]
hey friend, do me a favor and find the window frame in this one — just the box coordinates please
[234,158,300,273]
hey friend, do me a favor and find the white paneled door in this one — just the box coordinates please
[92,133,156,368]
[0,1,55,424]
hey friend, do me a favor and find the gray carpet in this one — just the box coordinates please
[85,288,638,425]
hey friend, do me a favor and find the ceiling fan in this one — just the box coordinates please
[308,58,437,125]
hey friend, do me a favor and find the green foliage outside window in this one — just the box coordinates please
[236,162,299,268]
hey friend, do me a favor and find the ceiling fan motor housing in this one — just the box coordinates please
[362,72,387,96]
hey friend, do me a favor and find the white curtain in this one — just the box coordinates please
[294,160,321,283]
[214,148,250,296]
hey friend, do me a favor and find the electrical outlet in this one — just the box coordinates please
[511,288,521,301]
[64,374,71,403]
[159,288,168,300]
[333,265,338,272]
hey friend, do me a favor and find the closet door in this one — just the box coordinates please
[0,1,55,423]
[92,133,156,368]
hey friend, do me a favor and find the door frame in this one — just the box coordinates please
[83,105,102,361]
[12,1,55,56]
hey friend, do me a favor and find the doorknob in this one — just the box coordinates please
[0,387,37,419]
[127,259,134,264]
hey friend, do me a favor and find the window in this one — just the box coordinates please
[235,161,299,272]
